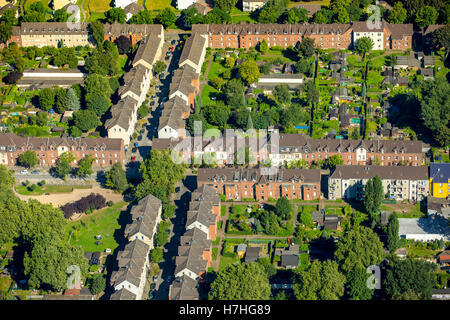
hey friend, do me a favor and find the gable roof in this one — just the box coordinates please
[110,288,137,300]
[179,32,206,70]
[430,163,450,183]
[330,165,429,181]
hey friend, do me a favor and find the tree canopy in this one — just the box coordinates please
[209,262,271,300]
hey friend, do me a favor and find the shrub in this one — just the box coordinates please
[39,180,46,186]
[106,200,114,207]
[61,193,107,218]
[89,265,99,272]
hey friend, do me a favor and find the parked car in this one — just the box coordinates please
[138,135,142,141]
[148,291,154,299]
[20,170,28,174]
[168,46,174,52]
[31,170,40,174]
[162,97,168,102]
[132,147,137,153]
[153,275,159,282]
[150,283,156,291]
[131,156,136,161]
[140,129,145,134]
[171,40,176,45]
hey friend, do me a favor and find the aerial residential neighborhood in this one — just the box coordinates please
[0,0,448,305]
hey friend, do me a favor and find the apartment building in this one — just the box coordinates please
[110,194,162,300]
[105,28,164,145]
[197,167,321,201]
[103,23,163,45]
[0,133,124,168]
[192,22,413,51]
[269,134,425,167]
[19,22,91,48]
[328,165,429,202]
[169,185,220,300]
[158,32,206,140]
[430,163,450,198]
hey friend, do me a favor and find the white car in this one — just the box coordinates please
[20,170,29,174]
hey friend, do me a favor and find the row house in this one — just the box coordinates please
[192,21,413,51]
[429,163,449,199]
[106,30,163,145]
[0,133,124,168]
[269,134,425,167]
[197,168,321,201]
[110,239,150,300]
[157,32,206,140]
[19,22,91,48]
[110,194,162,300]
[124,194,163,247]
[169,185,220,300]
[328,165,429,202]
[103,23,163,45]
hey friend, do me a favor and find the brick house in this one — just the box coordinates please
[197,167,321,201]
[0,133,125,168]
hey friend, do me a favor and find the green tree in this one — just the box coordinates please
[86,94,110,116]
[355,37,374,58]
[0,8,18,26]
[53,8,69,22]
[293,260,346,300]
[346,266,374,300]
[105,162,128,193]
[88,275,106,295]
[135,150,186,202]
[431,25,450,59]
[155,230,169,246]
[153,60,166,75]
[350,127,360,139]
[105,8,126,24]
[137,103,150,119]
[386,212,400,253]
[0,23,12,43]
[74,110,98,132]
[54,87,68,114]
[238,60,260,85]
[39,88,56,111]
[335,9,350,24]
[89,20,105,47]
[77,155,95,177]
[258,39,269,53]
[18,150,39,168]
[273,84,291,105]
[65,87,80,111]
[129,10,153,24]
[298,37,315,58]
[214,0,238,12]
[84,74,113,98]
[300,208,313,227]
[334,226,385,273]
[209,262,271,300]
[23,235,88,291]
[388,2,407,24]
[224,56,236,68]
[415,6,439,28]
[55,151,75,179]
[223,78,245,108]
[384,258,436,300]
[419,78,450,146]
[156,8,177,29]
[257,257,277,278]
[363,176,383,216]
[150,247,164,263]
[326,154,343,169]
[301,80,319,107]
[275,196,292,220]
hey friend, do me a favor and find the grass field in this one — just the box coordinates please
[201,84,219,105]
[207,61,226,81]
[15,184,92,196]
[87,0,111,12]
[145,0,174,10]
[65,201,128,253]
[219,255,240,271]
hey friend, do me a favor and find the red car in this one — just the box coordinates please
[131,156,136,161]
[168,46,174,52]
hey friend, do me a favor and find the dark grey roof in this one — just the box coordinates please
[170,275,199,300]
[281,254,299,267]
[0,133,122,152]
[103,23,162,37]
[20,22,89,34]
[119,65,148,99]
[330,165,429,180]
[158,96,188,131]
[132,33,162,67]
[244,247,260,262]
[123,3,143,15]
[179,32,206,69]
[125,194,162,240]
[110,288,137,300]
[105,97,136,130]
[175,244,208,276]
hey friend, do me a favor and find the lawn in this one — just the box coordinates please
[145,0,174,10]
[65,201,128,253]
[219,255,240,271]
[201,84,219,105]
[221,205,227,216]
[207,61,226,81]
[0,277,12,293]
[86,0,111,12]
[15,184,92,196]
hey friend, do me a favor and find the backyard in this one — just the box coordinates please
[15,184,92,196]
[65,201,128,252]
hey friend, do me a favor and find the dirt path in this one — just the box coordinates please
[14,185,124,207]
[200,55,213,92]
[210,205,229,271]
